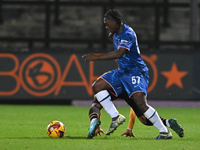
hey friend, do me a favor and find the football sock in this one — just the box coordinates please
[89,106,100,121]
[145,117,169,127]
[144,106,168,133]
[96,90,119,118]
[166,119,170,127]
[160,117,170,127]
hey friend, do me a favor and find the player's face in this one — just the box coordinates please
[104,18,118,34]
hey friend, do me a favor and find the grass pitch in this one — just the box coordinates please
[0,104,199,150]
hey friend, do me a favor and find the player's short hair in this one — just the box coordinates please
[104,9,126,26]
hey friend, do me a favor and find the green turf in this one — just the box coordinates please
[0,105,199,150]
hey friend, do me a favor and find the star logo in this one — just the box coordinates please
[161,63,188,88]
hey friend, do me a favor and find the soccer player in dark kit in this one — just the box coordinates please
[83,9,183,139]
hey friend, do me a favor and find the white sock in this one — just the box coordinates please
[166,120,170,127]
[144,106,168,133]
[91,118,96,123]
[96,90,119,118]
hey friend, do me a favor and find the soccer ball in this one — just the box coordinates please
[47,120,66,138]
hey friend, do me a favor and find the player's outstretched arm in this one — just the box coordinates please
[82,48,127,62]
[121,108,137,137]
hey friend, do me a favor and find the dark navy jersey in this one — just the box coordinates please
[113,24,148,72]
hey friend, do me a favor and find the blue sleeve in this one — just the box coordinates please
[118,34,134,51]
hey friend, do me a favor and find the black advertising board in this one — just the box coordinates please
[0,52,198,101]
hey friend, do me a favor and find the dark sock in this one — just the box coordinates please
[89,106,100,121]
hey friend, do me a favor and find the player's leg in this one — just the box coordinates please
[117,92,137,136]
[131,92,172,139]
[93,79,121,120]
[161,117,184,137]
[93,71,126,135]
[89,100,102,121]
[119,91,170,138]
[88,89,126,138]
[89,90,119,123]
[138,115,184,137]
[87,102,102,139]
[122,70,172,139]
[114,91,184,138]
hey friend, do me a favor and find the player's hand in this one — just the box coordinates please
[121,129,135,137]
[82,53,98,62]
[95,127,105,136]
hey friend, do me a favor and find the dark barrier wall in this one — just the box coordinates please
[0,52,198,101]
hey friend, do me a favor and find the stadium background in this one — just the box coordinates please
[0,0,200,105]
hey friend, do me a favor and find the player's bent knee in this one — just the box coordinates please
[92,80,102,94]
[92,79,110,94]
